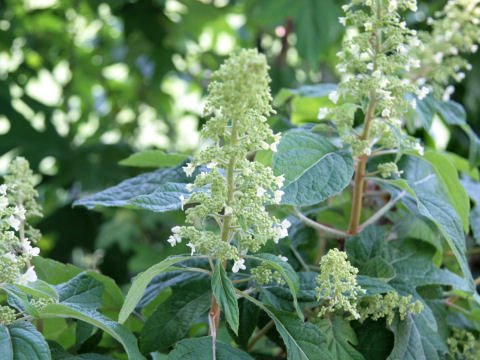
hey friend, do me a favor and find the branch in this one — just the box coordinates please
[293,209,350,238]
[247,320,274,352]
[358,191,406,231]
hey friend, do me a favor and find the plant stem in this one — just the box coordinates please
[358,191,406,231]
[293,209,350,238]
[209,117,239,352]
[347,1,382,235]
[247,320,274,352]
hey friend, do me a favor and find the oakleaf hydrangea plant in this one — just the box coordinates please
[67,0,480,358]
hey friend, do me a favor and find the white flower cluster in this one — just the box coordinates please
[319,0,426,157]
[167,49,290,273]
[411,0,480,98]
[0,158,42,286]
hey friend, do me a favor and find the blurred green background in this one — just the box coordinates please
[1,0,478,286]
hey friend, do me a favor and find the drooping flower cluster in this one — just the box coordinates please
[0,157,42,286]
[411,0,480,100]
[357,292,423,325]
[315,248,366,319]
[167,49,290,272]
[318,0,424,158]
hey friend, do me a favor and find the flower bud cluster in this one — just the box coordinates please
[357,292,423,324]
[447,327,480,360]
[411,0,480,99]
[31,297,56,312]
[168,49,290,273]
[0,157,42,286]
[251,255,289,285]
[319,0,424,158]
[378,162,402,178]
[315,248,366,319]
[0,305,16,325]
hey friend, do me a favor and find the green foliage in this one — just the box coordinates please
[272,130,354,206]
[2,0,480,358]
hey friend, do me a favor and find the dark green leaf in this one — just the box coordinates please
[435,100,466,125]
[272,130,354,206]
[0,322,51,360]
[316,316,365,360]
[240,292,333,360]
[167,336,254,360]
[387,313,445,360]
[119,255,197,324]
[74,162,201,212]
[212,263,239,335]
[140,276,211,353]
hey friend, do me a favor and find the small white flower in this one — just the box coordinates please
[442,85,455,101]
[260,141,270,150]
[232,258,246,273]
[372,70,382,79]
[397,44,407,54]
[328,91,339,104]
[274,190,284,204]
[3,253,17,263]
[270,140,280,152]
[336,63,347,73]
[186,242,195,256]
[243,167,252,176]
[167,233,182,247]
[317,107,329,120]
[19,266,37,284]
[350,44,360,55]
[179,195,185,210]
[0,184,7,195]
[274,175,285,188]
[416,77,426,86]
[278,255,288,262]
[280,219,291,229]
[410,37,421,47]
[410,59,421,69]
[14,206,26,220]
[382,108,391,118]
[167,235,177,247]
[224,206,233,215]
[364,22,373,31]
[23,240,40,257]
[186,183,195,192]
[471,44,478,53]
[366,63,374,71]
[450,47,459,55]
[206,160,218,169]
[0,196,8,209]
[399,21,407,29]
[7,215,20,231]
[338,17,346,26]
[379,78,389,88]
[257,187,266,197]
[434,52,444,64]
[467,63,473,71]
[457,72,465,81]
[388,0,397,12]
[414,142,424,156]
[417,87,430,100]
[183,163,195,177]
[359,52,370,61]
[410,99,417,109]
